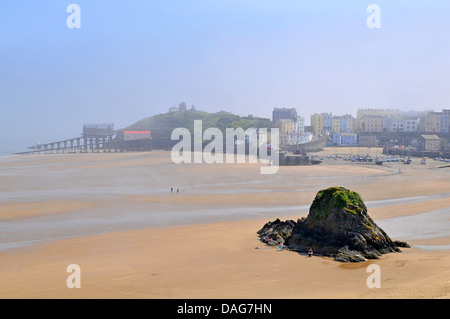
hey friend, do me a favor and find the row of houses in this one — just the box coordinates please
[331,133,447,150]
[309,109,450,135]
[271,107,450,149]
[271,108,309,146]
[274,118,313,146]
[358,109,450,133]
[311,113,357,135]
[273,108,360,146]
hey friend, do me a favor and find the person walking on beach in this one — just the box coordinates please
[308,248,313,257]
[171,187,173,193]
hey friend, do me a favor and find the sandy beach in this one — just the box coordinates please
[0,149,449,299]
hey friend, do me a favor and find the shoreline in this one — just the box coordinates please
[0,216,449,299]
[1,190,449,253]
[0,149,449,298]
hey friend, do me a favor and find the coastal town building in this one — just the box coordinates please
[289,132,313,145]
[424,112,441,133]
[391,120,405,132]
[294,116,305,133]
[356,115,386,132]
[311,113,332,135]
[356,108,401,120]
[279,134,289,146]
[169,102,198,113]
[323,113,333,134]
[332,117,340,133]
[275,119,295,134]
[124,131,152,141]
[178,102,187,111]
[275,119,295,146]
[274,117,313,146]
[420,135,441,152]
[332,115,356,133]
[344,115,356,133]
[332,132,358,146]
[311,114,323,135]
[359,114,419,133]
[356,108,406,133]
[272,107,297,122]
[440,109,450,133]
[404,117,419,132]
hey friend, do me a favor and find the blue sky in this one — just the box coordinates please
[1,1,450,153]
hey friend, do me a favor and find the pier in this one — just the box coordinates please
[15,124,152,155]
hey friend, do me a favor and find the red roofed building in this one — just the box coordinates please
[124,131,151,141]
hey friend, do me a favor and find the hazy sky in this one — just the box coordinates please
[1,1,450,153]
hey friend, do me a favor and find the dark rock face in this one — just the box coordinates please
[258,187,407,262]
[393,240,411,248]
[334,246,367,263]
[257,218,297,246]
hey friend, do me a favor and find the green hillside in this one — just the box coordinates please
[119,110,274,139]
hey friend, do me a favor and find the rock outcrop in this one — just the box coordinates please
[257,187,408,262]
[257,218,297,246]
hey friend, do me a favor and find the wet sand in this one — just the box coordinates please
[0,149,449,298]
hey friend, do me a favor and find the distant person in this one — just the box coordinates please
[279,243,284,251]
[308,248,313,257]
[171,187,173,193]
[177,188,179,194]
